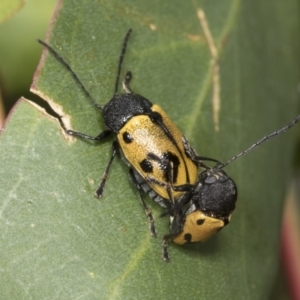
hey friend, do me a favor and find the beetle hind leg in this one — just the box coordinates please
[129,169,157,237]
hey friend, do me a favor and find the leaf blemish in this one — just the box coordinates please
[27,90,73,141]
[197,8,221,132]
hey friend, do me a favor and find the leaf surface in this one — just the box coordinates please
[0,0,299,299]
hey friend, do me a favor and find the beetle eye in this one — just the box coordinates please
[204,175,216,184]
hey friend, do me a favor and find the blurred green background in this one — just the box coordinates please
[0,0,57,123]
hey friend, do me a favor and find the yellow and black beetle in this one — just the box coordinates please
[38,30,219,238]
[159,115,300,260]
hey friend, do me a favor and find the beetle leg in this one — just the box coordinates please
[162,235,171,262]
[182,136,221,167]
[145,153,183,199]
[162,232,178,262]
[66,129,112,141]
[95,140,119,198]
[129,169,157,237]
[114,29,132,94]
[146,176,193,193]
[122,71,133,93]
[162,208,187,261]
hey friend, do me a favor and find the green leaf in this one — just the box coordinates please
[1,0,299,299]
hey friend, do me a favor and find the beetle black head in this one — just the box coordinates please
[102,93,153,132]
[194,168,237,218]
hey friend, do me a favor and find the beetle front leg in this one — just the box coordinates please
[67,129,112,141]
[95,140,119,198]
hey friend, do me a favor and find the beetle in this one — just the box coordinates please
[37,29,218,239]
[159,115,300,261]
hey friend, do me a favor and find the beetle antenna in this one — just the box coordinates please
[216,114,300,169]
[37,39,103,110]
[114,28,133,95]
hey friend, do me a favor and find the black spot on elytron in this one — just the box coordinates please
[196,218,205,226]
[140,159,153,173]
[184,233,192,243]
[147,152,160,162]
[146,151,180,182]
[123,132,133,143]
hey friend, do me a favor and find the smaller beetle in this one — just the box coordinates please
[160,116,300,261]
